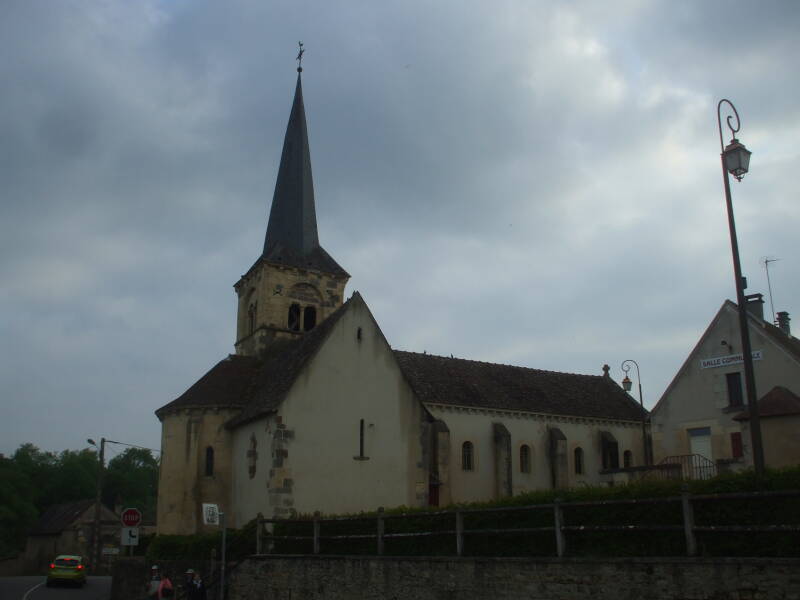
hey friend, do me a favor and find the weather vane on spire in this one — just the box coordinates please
[296,41,305,72]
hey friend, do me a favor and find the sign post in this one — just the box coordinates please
[202,504,226,600]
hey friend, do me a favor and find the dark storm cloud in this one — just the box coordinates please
[1,0,798,454]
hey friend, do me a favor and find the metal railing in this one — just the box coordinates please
[659,454,718,480]
[255,489,800,558]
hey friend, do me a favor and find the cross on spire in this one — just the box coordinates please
[296,41,304,72]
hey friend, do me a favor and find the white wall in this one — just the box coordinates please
[651,304,800,466]
[232,298,428,522]
[427,406,644,502]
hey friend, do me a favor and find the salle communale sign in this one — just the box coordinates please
[700,350,762,370]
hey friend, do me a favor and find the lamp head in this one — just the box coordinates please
[622,375,633,392]
[723,138,751,181]
[87,438,96,446]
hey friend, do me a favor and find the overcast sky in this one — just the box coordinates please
[2,1,798,457]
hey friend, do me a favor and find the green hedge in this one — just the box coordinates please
[147,467,800,559]
[147,519,257,561]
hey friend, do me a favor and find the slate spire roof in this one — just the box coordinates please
[261,71,347,276]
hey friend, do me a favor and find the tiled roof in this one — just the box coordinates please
[759,319,800,362]
[261,242,348,277]
[29,499,95,535]
[157,296,354,426]
[155,354,263,417]
[393,351,646,422]
[226,297,351,428]
[158,295,644,427]
[734,386,800,420]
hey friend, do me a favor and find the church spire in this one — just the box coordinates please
[260,45,346,276]
[263,62,319,256]
[233,46,348,356]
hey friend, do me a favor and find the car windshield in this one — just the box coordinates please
[55,558,80,567]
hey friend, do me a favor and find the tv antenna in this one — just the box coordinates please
[762,256,780,324]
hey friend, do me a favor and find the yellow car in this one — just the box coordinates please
[46,555,87,587]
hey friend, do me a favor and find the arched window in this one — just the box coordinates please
[574,447,584,475]
[461,441,474,471]
[623,450,633,468]
[205,446,214,477]
[304,306,317,331]
[520,444,531,473]
[288,304,301,331]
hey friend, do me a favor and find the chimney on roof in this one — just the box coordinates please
[602,364,610,378]
[777,311,791,336]
[745,293,764,321]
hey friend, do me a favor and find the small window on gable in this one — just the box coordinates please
[353,418,369,461]
[726,372,744,407]
[623,450,633,468]
[205,446,214,477]
[304,306,317,331]
[248,302,257,335]
[288,304,301,331]
[574,447,584,475]
[247,435,258,479]
[356,327,362,342]
[462,441,474,471]
[520,444,531,473]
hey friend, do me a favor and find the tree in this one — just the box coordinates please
[0,455,38,557]
[102,447,159,522]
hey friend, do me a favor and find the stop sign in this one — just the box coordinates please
[121,508,142,527]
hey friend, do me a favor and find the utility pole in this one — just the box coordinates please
[88,437,106,571]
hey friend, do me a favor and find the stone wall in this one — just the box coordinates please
[111,558,220,600]
[225,555,800,600]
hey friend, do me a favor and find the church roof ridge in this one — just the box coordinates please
[392,349,606,380]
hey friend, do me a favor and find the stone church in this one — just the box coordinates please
[155,67,647,535]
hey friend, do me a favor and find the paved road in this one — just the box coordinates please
[0,576,112,600]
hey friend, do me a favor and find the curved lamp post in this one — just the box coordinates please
[87,437,106,571]
[717,99,764,477]
[621,359,650,465]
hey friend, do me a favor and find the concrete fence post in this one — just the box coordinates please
[313,511,321,555]
[455,510,464,557]
[256,518,262,555]
[377,507,385,556]
[553,499,566,558]
[681,489,697,556]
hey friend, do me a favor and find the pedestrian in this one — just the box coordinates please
[146,565,161,599]
[157,572,174,599]
[184,568,195,591]
[188,571,207,600]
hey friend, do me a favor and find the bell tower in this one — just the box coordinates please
[234,57,349,357]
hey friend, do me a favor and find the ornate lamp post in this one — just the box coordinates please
[621,359,650,465]
[716,99,764,477]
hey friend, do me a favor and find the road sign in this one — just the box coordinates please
[121,527,139,546]
[202,503,220,525]
[121,508,142,527]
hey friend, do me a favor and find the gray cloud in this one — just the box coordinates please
[2,0,798,454]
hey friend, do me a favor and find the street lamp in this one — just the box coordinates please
[621,359,650,465]
[716,99,765,478]
[87,437,106,572]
